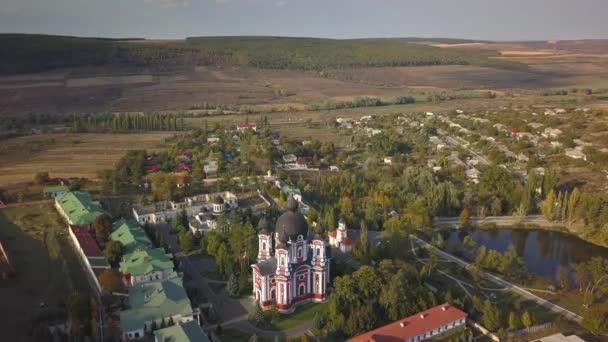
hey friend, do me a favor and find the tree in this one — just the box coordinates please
[167,316,175,326]
[250,300,265,326]
[421,252,439,278]
[98,269,126,293]
[227,273,239,297]
[300,335,310,342]
[521,311,532,328]
[102,240,124,266]
[556,265,569,289]
[582,305,608,335]
[541,190,555,221]
[359,220,369,256]
[508,311,519,331]
[313,312,324,330]
[462,236,476,250]
[482,300,500,331]
[459,207,470,227]
[34,171,50,185]
[179,230,195,253]
[93,214,113,242]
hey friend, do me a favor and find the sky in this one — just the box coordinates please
[0,0,607,41]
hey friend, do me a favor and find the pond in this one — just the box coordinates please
[444,228,608,282]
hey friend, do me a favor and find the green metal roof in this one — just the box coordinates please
[120,276,193,332]
[88,256,110,268]
[119,248,174,276]
[281,185,301,196]
[43,185,68,194]
[110,219,153,254]
[55,191,104,225]
[153,321,209,342]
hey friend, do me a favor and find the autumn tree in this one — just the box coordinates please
[93,214,113,242]
[459,207,470,227]
[98,269,126,293]
[103,240,124,266]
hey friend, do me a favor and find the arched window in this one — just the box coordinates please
[297,248,302,259]
[262,241,266,250]
[271,289,275,299]
[299,284,306,296]
[280,256,285,266]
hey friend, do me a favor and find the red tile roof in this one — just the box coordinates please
[70,225,103,257]
[346,304,467,342]
[341,237,355,245]
[174,163,191,173]
[145,165,160,172]
[328,230,337,238]
[237,123,257,128]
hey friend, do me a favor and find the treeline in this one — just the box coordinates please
[305,96,415,111]
[71,112,187,132]
[541,188,608,244]
[0,34,520,75]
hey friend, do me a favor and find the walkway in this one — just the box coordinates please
[410,235,583,322]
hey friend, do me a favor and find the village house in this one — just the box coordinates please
[465,168,481,183]
[565,148,587,161]
[120,275,196,340]
[542,128,563,139]
[328,219,355,253]
[383,157,393,165]
[43,185,69,199]
[119,248,176,287]
[68,225,111,293]
[236,123,258,133]
[153,320,209,342]
[347,304,467,342]
[206,135,219,144]
[533,333,585,342]
[189,212,217,235]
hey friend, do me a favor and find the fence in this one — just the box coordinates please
[507,322,553,338]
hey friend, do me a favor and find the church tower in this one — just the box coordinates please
[257,216,273,262]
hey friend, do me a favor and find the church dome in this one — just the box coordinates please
[275,195,308,242]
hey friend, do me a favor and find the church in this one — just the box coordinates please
[251,195,330,313]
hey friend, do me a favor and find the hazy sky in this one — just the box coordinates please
[0,0,606,40]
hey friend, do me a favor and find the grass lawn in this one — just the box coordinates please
[264,302,326,331]
[0,204,92,341]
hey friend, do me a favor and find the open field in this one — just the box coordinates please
[0,133,174,185]
[0,204,91,341]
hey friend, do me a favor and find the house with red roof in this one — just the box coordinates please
[237,123,258,133]
[328,219,355,253]
[68,225,111,293]
[347,304,468,342]
[144,165,160,173]
[174,163,192,173]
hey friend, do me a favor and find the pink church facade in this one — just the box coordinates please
[251,196,330,313]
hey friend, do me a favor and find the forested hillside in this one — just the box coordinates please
[0,34,522,75]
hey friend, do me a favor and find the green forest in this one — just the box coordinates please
[0,34,523,75]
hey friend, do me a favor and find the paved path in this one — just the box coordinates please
[410,235,583,323]
[0,199,53,208]
[434,215,553,228]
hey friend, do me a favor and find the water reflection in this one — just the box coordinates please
[445,229,608,281]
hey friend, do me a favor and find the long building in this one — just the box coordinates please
[347,304,467,342]
[68,225,111,293]
[55,191,104,226]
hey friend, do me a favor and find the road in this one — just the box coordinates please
[409,235,583,323]
[0,199,53,208]
[434,215,553,228]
